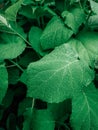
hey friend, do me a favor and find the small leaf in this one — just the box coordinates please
[5,0,23,21]
[40,16,73,50]
[27,41,94,103]
[0,63,8,103]
[70,83,98,130]
[0,33,26,60]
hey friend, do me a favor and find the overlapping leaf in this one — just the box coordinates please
[40,16,73,50]
[27,41,94,103]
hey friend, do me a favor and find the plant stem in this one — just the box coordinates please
[9,59,24,72]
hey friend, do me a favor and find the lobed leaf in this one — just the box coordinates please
[27,41,94,103]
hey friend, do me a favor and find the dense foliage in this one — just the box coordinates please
[0,0,98,130]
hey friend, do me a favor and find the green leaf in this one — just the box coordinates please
[62,8,85,33]
[2,89,14,108]
[27,42,94,103]
[70,7,85,28]
[70,0,79,5]
[23,0,34,5]
[19,5,35,19]
[8,67,20,85]
[0,33,26,60]
[6,113,16,130]
[77,31,98,65]
[19,70,27,84]
[31,109,55,130]
[90,0,98,14]
[48,99,71,120]
[18,97,32,116]
[55,0,66,12]
[29,26,48,56]
[88,15,98,29]
[18,51,39,68]
[0,14,27,43]
[0,14,12,30]
[22,108,32,130]
[94,58,98,69]
[68,39,91,66]
[0,63,8,103]
[70,83,98,130]
[5,0,23,21]
[40,16,73,50]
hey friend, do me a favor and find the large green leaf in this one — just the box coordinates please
[31,109,55,130]
[40,16,73,50]
[27,41,94,103]
[77,31,98,65]
[70,83,98,130]
[0,33,26,60]
[0,63,8,103]
[5,0,23,21]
